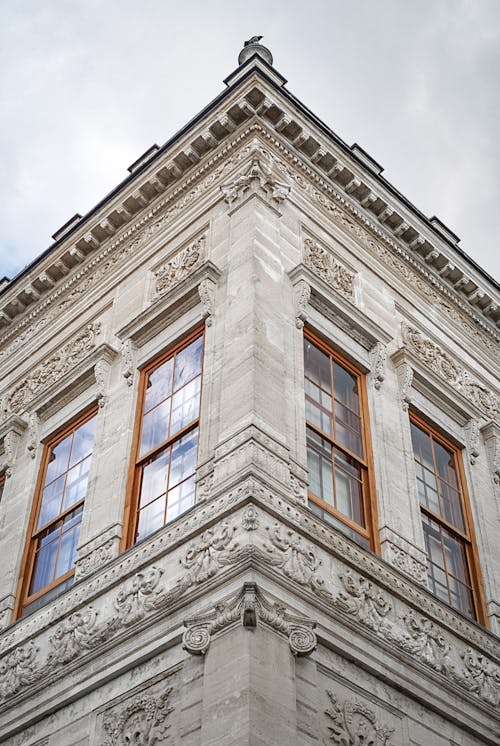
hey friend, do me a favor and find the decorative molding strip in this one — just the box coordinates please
[325,690,395,745]
[182,582,317,657]
[370,342,387,391]
[401,322,500,421]
[0,322,101,421]
[154,235,206,297]
[303,236,355,299]
[379,527,427,586]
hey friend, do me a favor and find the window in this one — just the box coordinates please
[410,413,484,622]
[126,329,204,546]
[0,473,5,503]
[19,407,98,617]
[304,331,376,549]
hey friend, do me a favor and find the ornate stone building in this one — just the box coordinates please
[0,39,499,745]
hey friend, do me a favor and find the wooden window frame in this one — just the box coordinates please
[14,404,98,619]
[122,326,204,549]
[410,411,487,625]
[304,328,379,552]
[0,472,5,503]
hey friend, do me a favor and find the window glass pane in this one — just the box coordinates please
[439,480,465,531]
[45,435,72,484]
[449,578,474,618]
[0,477,4,503]
[305,396,333,436]
[174,337,203,391]
[170,377,200,436]
[55,513,82,577]
[434,440,459,489]
[307,433,334,507]
[332,362,360,415]
[169,430,198,488]
[443,529,470,584]
[30,528,60,594]
[139,449,170,507]
[304,339,331,394]
[422,515,444,567]
[166,475,196,523]
[308,500,370,549]
[38,475,65,528]
[62,457,91,512]
[136,496,166,542]
[334,452,364,526]
[140,399,171,455]
[334,402,363,457]
[69,416,97,466]
[415,464,439,514]
[144,358,173,413]
[426,561,449,603]
[410,423,434,472]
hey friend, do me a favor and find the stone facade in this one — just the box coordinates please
[0,41,499,745]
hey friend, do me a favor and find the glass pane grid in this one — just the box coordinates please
[135,336,203,545]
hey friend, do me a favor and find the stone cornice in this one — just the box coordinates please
[0,122,497,390]
[0,73,497,351]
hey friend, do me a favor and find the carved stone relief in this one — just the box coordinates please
[120,338,136,386]
[325,691,395,745]
[102,688,173,746]
[221,156,291,212]
[401,323,500,421]
[0,322,101,421]
[182,582,316,657]
[481,422,500,486]
[198,278,216,325]
[370,342,387,391]
[292,279,310,329]
[153,235,206,298]
[303,236,355,299]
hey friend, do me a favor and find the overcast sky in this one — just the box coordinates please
[1,0,499,283]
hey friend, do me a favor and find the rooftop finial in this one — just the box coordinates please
[238,36,273,66]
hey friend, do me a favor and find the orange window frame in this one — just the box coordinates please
[304,328,379,552]
[410,411,487,624]
[122,326,204,549]
[14,404,98,619]
[0,473,5,503]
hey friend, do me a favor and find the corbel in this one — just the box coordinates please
[0,414,27,477]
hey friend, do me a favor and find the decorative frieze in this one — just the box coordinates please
[0,322,101,420]
[303,236,355,299]
[153,235,206,297]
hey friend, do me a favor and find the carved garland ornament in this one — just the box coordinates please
[220,156,291,210]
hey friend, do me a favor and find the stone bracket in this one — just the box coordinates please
[182,582,317,657]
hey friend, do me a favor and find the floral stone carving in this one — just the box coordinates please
[1,322,101,420]
[0,641,39,701]
[335,570,393,635]
[102,688,173,746]
[325,691,394,745]
[264,523,335,603]
[154,235,206,297]
[303,237,355,299]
